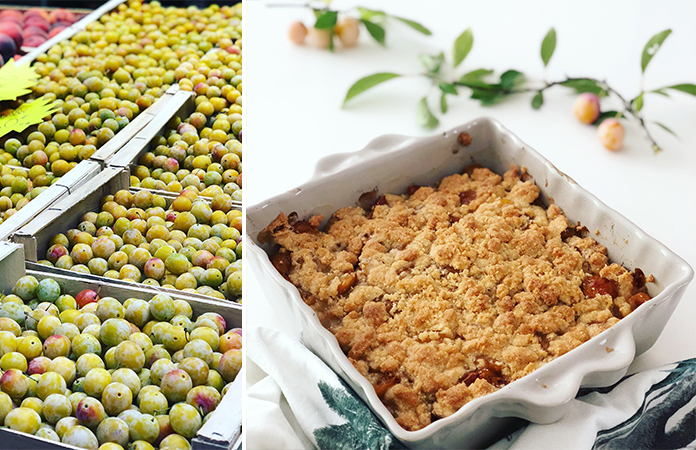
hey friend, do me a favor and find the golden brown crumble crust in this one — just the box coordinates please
[261,165,651,431]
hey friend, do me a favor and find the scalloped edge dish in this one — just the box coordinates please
[246,117,693,449]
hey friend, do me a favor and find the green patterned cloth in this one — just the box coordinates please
[247,327,696,449]
[247,327,402,450]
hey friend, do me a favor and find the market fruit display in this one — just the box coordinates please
[0,0,242,221]
[40,188,242,301]
[130,109,242,201]
[0,275,242,449]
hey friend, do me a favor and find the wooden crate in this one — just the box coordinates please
[106,89,195,169]
[0,160,101,241]
[0,242,241,449]
[89,86,188,168]
[105,89,242,210]
[10,166,242,309]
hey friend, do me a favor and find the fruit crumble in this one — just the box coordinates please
[260,165,651,431]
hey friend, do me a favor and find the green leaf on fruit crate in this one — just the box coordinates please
[662,83,696,96]
[314,10,338,29]
[531,91,544,109]
[560,78,606,95]
[438,82,458,95]
[641,29,671,73]
[416,97,439,128]
[361,20,386,46]
[357,7,385,21]
[440,93,448,113]
[499,70,524,90]
[541,28,556,67]
[393,16,432,35]
[632,93,644,112]
[653,121,680,139]
[591,110,624,126]
[453,28,473,68]
[343,73,402,106]
[0,59,41,102]
[0,96,60,139]
[419,53,444,74]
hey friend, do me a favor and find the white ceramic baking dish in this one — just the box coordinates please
[246,117,693,449]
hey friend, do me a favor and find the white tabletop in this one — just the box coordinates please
[245,0,696,381]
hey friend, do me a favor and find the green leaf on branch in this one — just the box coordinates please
[650,89,671,97]
[632,93,644,112]
[531,91,543,109]
[438,82,458,95]
[458,69,495,88]
[641,29,672,73]
[458,80,494,91]
[453,28,473,68]
[460,69,493,82]
[343,73,402,106]
[361,20,386,46]
[440,93,448,113]
[662,83,696,96]
[458,80,501,91]
[653,121,680,140]
[393,16,432,35]
[357,7,385,21]
[560,78,607,96]
[457,70,523,104]
[419,53,444,74]
[591,110,624,126]
[314,10,338,29]
[470,88,505,106]
[499,70,524,90]
[416,97,439,128]
[541,28,556,67]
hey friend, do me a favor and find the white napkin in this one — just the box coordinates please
[246,326,696,450]
[246,327,402,450]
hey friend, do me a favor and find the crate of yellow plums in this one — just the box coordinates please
[106,45,242,211]
[0,0,242,237]
[0,241,242,449]
[10,162,243,306]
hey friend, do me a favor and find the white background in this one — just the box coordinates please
[245,0,696,388]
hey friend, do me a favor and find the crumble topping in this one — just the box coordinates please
[260,165,651,431]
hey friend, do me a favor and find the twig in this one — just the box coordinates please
[453,75,661,152]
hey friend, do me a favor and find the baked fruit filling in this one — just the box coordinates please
[260,165,652,431]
